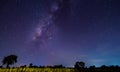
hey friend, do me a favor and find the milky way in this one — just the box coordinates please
[29,0,65,49]
[22,0,69,65]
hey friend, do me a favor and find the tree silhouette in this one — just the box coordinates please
[29,63,33,68]
[74,61,85,68]
[2,55,17,68]
[89,65,96,69]
[53,64,65,68]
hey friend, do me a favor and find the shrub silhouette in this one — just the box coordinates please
[2,55,17,68]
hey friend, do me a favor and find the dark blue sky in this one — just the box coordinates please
[0,0,120,67]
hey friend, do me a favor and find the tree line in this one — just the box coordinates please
[0,54,120,71]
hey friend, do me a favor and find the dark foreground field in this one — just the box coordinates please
[0,68,120,72]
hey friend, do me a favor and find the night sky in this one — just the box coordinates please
[0,0,120,67]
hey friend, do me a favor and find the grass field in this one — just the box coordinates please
[1,67,120,72]
[0,68,75,72]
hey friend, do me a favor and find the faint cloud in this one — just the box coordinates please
[90,59,107,63]
[80,55,88,58]
[95,43,112,55]
[89,59,107,66]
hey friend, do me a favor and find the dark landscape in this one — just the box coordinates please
[0,54,120,72]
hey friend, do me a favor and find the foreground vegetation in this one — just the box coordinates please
[0,67,120,72]
[0,68,74,72]
[1,54,120,72]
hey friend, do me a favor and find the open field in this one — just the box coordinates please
[1,68,120,72]
[0,68,75,72]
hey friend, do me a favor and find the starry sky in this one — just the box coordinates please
[0,0,120,67]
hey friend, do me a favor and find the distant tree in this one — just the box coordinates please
[46,65,53,68]
[39,65,45,68]
[115,65,119,69]
[74,61,85,68]
[89,65,96,69]
[20,65,27,68]
[2,55,17,68]
[53,64,65,68]
[33,65,39,68]
[29,63,39,68]
[100,65,108,69]
[29,63,33,68]
[109,65,119,69]
[0,65,3,68]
